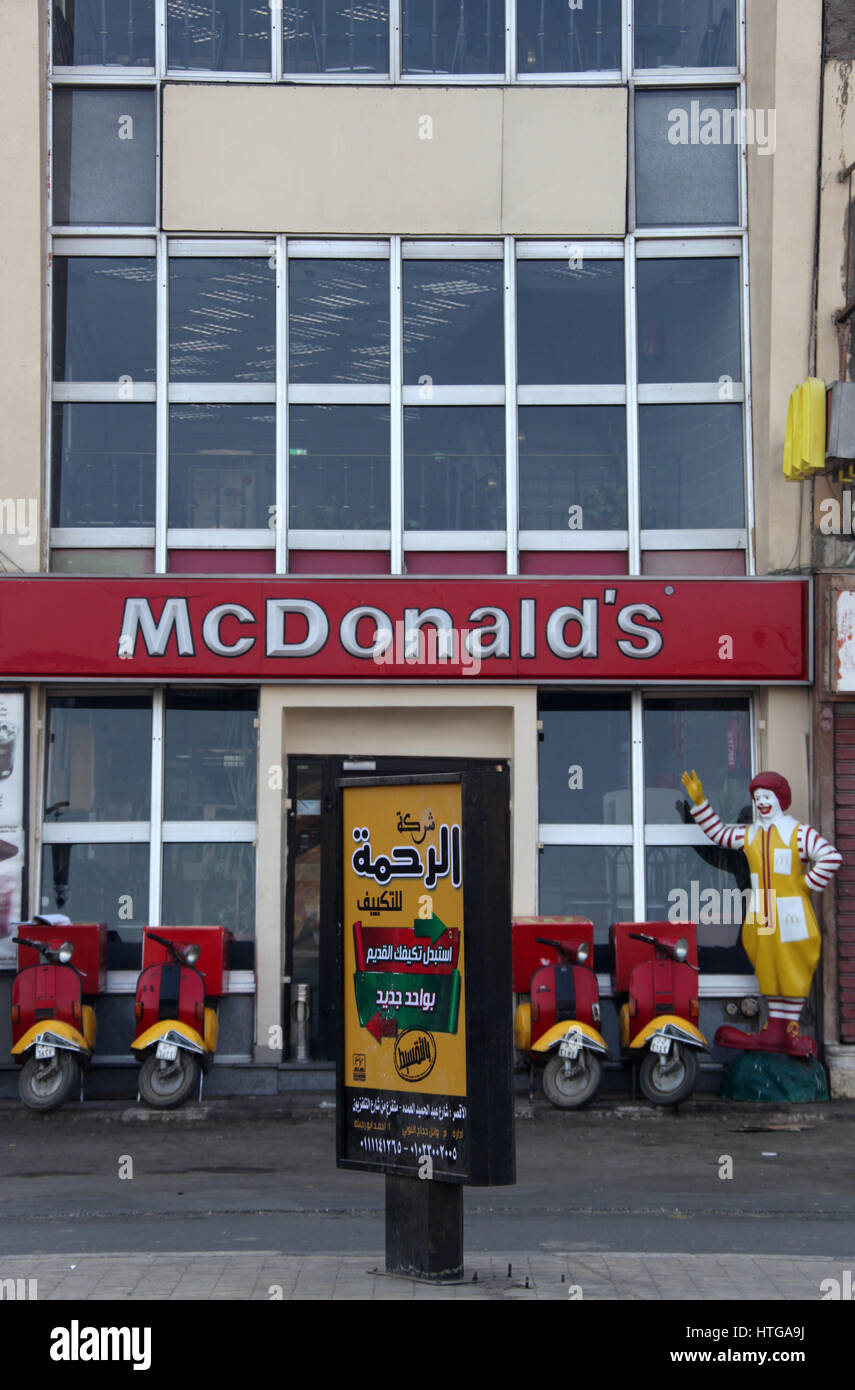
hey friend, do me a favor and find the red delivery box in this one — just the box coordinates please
[141,926,231,996]
[511,916,595,994]
[609,921,699,993]
[16,922,107,994]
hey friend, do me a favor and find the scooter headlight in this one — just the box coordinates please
[58,942,74,964]
[183,944,201,966]
[575,942,590,965]
[673,938,689,963]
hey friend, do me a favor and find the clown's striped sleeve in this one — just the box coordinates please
[797,824,842,891]
[689,800,747,850]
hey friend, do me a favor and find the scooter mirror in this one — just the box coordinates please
[575,942,590,965]
[183,944,201,966]
[58,942,74,964]
[673,938,689,963]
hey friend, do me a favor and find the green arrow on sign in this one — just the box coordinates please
[413,913,451,944]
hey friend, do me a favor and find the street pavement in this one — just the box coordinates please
[1,1094,854,1301]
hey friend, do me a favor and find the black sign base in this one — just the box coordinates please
[385,1174,463,1281]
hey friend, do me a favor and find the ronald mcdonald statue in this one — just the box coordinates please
[681,769,842,1058]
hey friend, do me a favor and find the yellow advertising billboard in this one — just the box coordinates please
[341,778,468,1176]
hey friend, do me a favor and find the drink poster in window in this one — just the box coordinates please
[340,779,468,1179]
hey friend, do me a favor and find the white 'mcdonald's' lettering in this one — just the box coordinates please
[266,599,328,657]
[112,591,670,670]
[616,603,663,658]
[202,603,256,657]
[119,597,194,658]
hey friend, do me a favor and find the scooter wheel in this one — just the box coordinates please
[639,1043,699,1107]
[542,1050,603,1109]
[19,1051,80,1111]
[138,1051,201,1109]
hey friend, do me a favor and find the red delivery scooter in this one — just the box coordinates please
[611,921,707,1106]
[131,927,229,1108]
[10,918,106,1111]
[513,916,609,1109]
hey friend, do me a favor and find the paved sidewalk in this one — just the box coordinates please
[0,1251,841,1300]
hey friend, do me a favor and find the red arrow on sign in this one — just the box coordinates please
[366,1013,399,1044]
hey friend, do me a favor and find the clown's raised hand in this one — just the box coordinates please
[681,769,705,806]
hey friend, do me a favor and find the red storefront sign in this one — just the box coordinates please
[0,577,809,683]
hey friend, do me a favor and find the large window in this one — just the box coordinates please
[50,240,750,564]
[50,0,750,569]
[52,0,741,80]
[538,692,753,972]
[41,692,258,938]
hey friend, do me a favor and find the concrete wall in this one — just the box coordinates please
[162,84,627,235]
[254,685,538,1058]
[0,0,44,573]
[747,0,823,575]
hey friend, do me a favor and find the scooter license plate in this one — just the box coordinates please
[156,1041,178,1062]
[35,1044,56,1060]
[559,1034,581,1060]
[650,1035,671,1055]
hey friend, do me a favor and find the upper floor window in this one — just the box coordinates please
[52,0,741,79]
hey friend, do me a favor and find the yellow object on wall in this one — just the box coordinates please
[783,378,827,479]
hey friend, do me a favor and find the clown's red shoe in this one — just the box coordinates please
[714,1017,817,1057]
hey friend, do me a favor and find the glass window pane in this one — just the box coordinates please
[53,258,156,382]
[643,697,751,824]
[539,695,631,824]
[635,88,740,227]
[289,260,389,384]
[517,260,625,385]
[167,0,271,72]
[46,697,152,821]
[170,259,276,383]
[519,405,627,531]
[53,0,156,67]
[402,0,504,73]
[539,845,633,943]
[404,405,505,530]
[40,844,150,928]
[162,843,256,938]
[51,403,156,527]
[52,88,156,226]
[640,404,744,529]
[518,0,621,73]
[634,0,737,69]
[637,258,741,383]
[164,692,258,821]
[403,261,503,385]
[169,404,275,528]
[289,406,390,529]
[284,0,389,73]
[646,848,752,963]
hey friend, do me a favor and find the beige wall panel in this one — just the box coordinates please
[816,60,855,384]
[761,686,811,815]
[163,84,627,235]
[0,0,43,572]
[747,0,822,575]
[501,87,627,234]
[255,685,539,1054]
[811,61,855,539]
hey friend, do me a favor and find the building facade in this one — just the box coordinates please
[0,0,841,1092]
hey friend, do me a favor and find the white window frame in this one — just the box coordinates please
[49,233,754,574]
[47,0,744,85]
[536,687,758,994]
[38,688,258,933]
